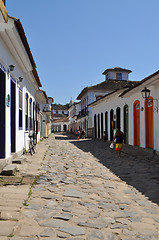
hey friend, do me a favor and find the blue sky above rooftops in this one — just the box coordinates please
[7,0,159,104]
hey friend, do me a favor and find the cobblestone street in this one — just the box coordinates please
[1,133,159,239]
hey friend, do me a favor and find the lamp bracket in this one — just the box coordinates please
[153,98,158,113]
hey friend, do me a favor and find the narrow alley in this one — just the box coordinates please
[1,133,159,240]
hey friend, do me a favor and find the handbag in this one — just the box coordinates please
[110,142,114,149]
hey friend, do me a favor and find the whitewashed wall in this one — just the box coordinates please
[0,33,38,159]
[22,89,36,151]
[91,82,159,152]
[105,71,129,81]
[124,83,159,151]
[52,122,68,132]
[91,93,129,140]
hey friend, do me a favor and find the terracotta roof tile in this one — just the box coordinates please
[14,18,42,87]
[14,19,36,69]
[53,117,69,123]
[102,67,132,75]
[41,90,48,103]
[77,80,138,100]
[53,105,69,110]
[119,70,159,97]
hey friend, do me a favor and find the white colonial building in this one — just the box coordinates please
[35,91,53,139]
[52,105,69,120]
[52,117,69,132]
[52,104,69,132]
[68,100,81,132]
[76,67,138,137]
[89,70,159,153]
[42,96,53,138]
[0,4,53,171]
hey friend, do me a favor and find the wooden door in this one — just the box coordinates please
[110,109,114,141]
[101,113,103,139]
[145,97,154,149]
[124,105,129,144]
[105,111,108,140]
[134,100,140,146]
[94,114,97,138]
[98,114,100,138]
[116,107,120,129]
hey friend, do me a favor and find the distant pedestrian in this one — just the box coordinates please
[81,129,86,139]
[112,127,124,158]
[77,130,80,140]
[103,131,108,141]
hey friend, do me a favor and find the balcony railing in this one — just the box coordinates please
[79,108,89,118]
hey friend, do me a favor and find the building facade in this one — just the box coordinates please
[0,14,42,161]
[52,117,69,132]
[68,101,81,132]
[76,67,137,137]
[90,70,159,153]
[0,5,53,172]
[52,104,69,132]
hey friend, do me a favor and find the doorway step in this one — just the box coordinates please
[0,156,26,176]
[1,164,17,176]
[12,157,26,164]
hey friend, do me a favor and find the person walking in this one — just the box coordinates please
[81,129,86,139]
[77,130,80,140]
[103,131,108,141]
[112,127,124,158]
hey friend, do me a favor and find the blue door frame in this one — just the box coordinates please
[0,69,5,158]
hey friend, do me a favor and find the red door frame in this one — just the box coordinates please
[145,97,154,149]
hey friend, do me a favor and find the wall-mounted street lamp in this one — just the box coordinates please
[17,76,23,84]
[141,86,158,113]
[153,99,158,113]
[7,64,15,75]
[141,87,151,99]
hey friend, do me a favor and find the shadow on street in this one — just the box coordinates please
[55,133,159,205]
[55,132,76,141]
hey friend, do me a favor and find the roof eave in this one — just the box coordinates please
[13,18,43,88]
[89,88,128,107]
[32,68,42,87]
[120,70,159,98]
[0,0,8,22]
[42,90,48,103]
[76,87,88,100]
[14,19,36,69]
[102,68,132,75]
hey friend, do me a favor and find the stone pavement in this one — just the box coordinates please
[1,133,159,239]
[0,137,50,240]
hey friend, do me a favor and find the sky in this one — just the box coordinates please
[7,0,159,104]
